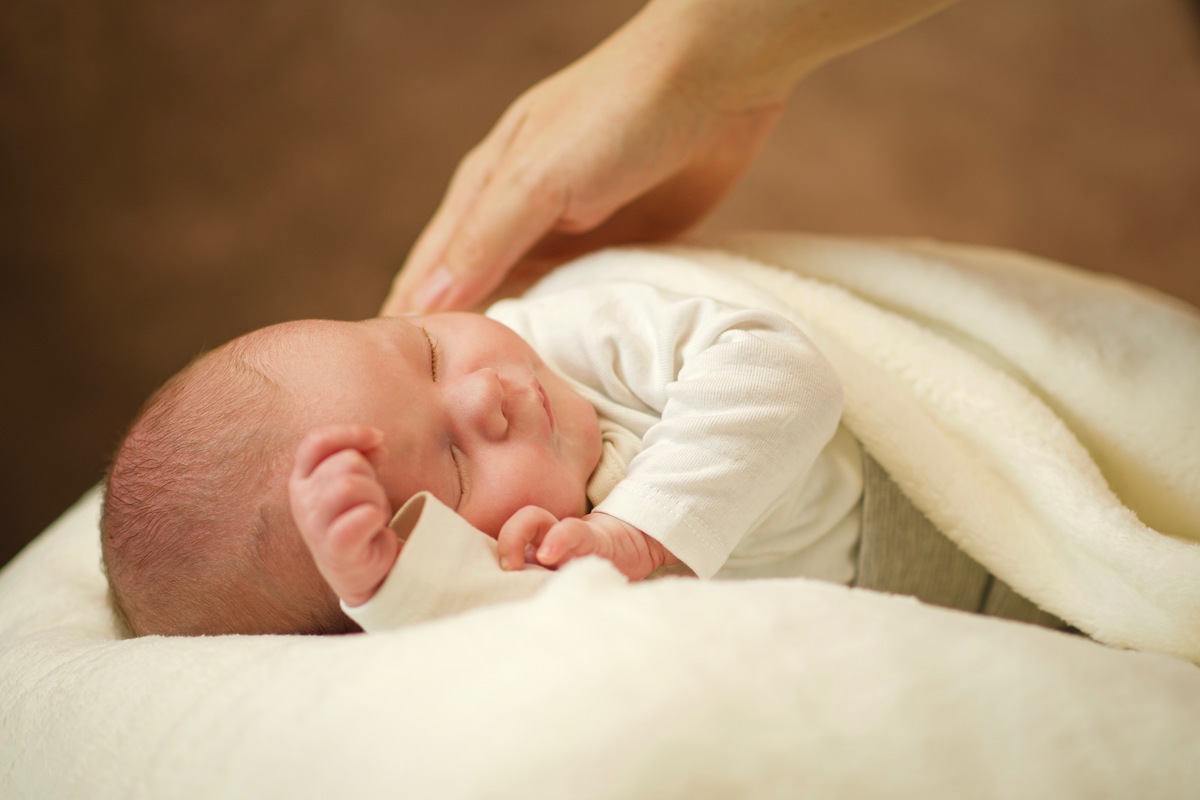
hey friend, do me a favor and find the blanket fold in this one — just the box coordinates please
[526,234,1200,661]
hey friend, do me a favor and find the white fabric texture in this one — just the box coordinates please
[341,492,555,630]
[2,236,1198,798]
[3,487,1199,799]
[522,234,1200,662]
[488,284,861,582]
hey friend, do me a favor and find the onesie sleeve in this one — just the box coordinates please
[491,284,844,579]
[342,492,554,632]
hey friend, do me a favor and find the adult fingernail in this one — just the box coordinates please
[412,267,454,312]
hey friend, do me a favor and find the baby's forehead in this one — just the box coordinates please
[226,320,362,371]
[223,318,442,398]
[236,319,343,354]
[238,317,431,388]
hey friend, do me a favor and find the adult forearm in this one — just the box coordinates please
[630,0,959,109]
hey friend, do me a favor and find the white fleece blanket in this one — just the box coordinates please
[2,236,1198,798]
[525,234,1200,662]
[3,488,1199,799]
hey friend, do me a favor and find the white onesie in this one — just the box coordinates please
[488,282,863,584]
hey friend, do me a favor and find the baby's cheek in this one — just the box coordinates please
[375,453,434,520]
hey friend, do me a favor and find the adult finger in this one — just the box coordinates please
[404,160,569,313]
[383,107,530,314]
[383,149,496,314]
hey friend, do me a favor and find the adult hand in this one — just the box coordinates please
[382,0,958,314]
[381,8,785,314]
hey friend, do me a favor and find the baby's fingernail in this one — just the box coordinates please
[412,267,454,312]
[500,556,513,570]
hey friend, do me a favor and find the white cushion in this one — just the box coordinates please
[2,489,1198,798]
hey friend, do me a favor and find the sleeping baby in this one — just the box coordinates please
[101,282,862,636]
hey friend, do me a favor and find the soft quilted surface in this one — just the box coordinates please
[2,489,1198,799]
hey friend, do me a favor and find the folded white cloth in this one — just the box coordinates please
[521,234,1200,660]
[2,487,1199,799]
[342,492,557,630]
[349,234,1200,661]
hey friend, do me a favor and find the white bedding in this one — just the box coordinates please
[528,234,1200,660]
[2,235,1199,798]
[2,488,1199,798]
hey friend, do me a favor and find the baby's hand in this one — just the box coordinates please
[497,507,678,581]
[289,424,400,607]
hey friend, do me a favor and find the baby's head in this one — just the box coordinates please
[102,314,601,636]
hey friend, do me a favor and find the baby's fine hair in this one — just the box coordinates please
[101,332,354,637]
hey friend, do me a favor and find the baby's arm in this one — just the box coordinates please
[497,507,680,581]
[491,284,844,580]
[288,424,400,607]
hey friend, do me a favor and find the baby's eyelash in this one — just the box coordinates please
[449,445,466,507]
[422,327,440,380]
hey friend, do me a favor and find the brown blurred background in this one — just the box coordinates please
[2,0,1198,569]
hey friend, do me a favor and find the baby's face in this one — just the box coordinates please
[261,314,602,536]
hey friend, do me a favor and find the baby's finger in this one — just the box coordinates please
[536,518,597,567]
[306,447,380,487]
[295,472,390,543]
[291,425,385,480]
[309,501,400,608]
[291,452,378,535]
[322,502,392,566]
[497,505,559,571]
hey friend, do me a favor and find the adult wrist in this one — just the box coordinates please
[624,0,800,113]
[633,0,958,112]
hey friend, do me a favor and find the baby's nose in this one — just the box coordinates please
[451,368,508,441]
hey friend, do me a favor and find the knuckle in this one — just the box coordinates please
[509,164,567,218]
[556,199,606,234]
[329,508,374,541]
[323,475,366,510]
[450,222,487,269]
[514,505,547,524]
[324,449,371,476]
